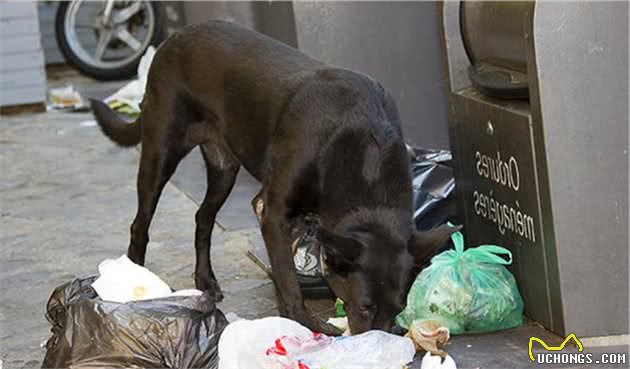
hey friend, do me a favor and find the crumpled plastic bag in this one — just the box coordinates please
[218,317,313,369]
[104,45,156,117]
[396,226,523,334]
[48,85,87,111]
[218,317,415,369]
[41,276,227,368]
[265,330,415,369]
[409,148,456,231]
[91,254,173,302]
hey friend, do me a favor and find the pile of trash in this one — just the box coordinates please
[47,46,155,115]
[40,148,521,369]
[41,255,425,369]
[41,228,524,369]
[41,255,226,368]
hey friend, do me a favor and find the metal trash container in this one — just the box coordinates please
[440,1,628,337]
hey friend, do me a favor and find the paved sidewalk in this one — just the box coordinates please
[0,111,277,368]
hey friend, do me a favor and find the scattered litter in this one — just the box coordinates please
[104,46,155,118]
[79,120,97,127]
[218,316,415,369]
[327,316,350,335]
[335,297,347,317]
[48,85,88,111]
[420,352,458,369]
[406,320,450,356]
[396,225,524,335]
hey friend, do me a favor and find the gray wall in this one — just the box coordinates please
[533,1,629,336]
[292,2,449,149]
[183,1,449,149]
[183,1,256,29]
[38,2,64,64]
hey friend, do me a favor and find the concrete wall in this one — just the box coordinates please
[292,2,449,149]
[183,1,449,149]
[183,1,257,30]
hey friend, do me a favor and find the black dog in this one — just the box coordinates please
[91,21,459,335]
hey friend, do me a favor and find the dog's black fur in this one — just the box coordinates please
[91,21,459,334]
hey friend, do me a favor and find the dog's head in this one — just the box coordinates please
[317,221,460,334]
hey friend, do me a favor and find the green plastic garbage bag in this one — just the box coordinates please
[396,226,523,334]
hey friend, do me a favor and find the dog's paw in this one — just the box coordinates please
[194,274,224,302]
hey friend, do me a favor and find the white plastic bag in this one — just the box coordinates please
[104,46,156,113]
[265,330,416,369]
[218,317,312,369]
[420,352,457,369]
[91,254,172,303]
[218,316,415,369]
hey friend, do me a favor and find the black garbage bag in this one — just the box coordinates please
[410,147,457,231]
[42,276,228,368]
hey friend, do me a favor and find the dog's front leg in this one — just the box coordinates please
[260,209,340,335]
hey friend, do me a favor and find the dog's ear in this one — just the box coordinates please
[409,224,462,266]
[316,228,363,274]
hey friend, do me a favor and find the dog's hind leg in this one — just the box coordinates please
[128,145,188,265]
[193,142,240,298]
[127,109,193,266]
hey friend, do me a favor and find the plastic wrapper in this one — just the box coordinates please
[420,352,458,369]
[396,227,523,334]
[264,330,416,369]
[104,46,156,117]
[218,316,313,369]
[41,276,227,368]
[406,320,450,356]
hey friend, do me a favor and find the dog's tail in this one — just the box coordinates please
[90,99,141,147]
